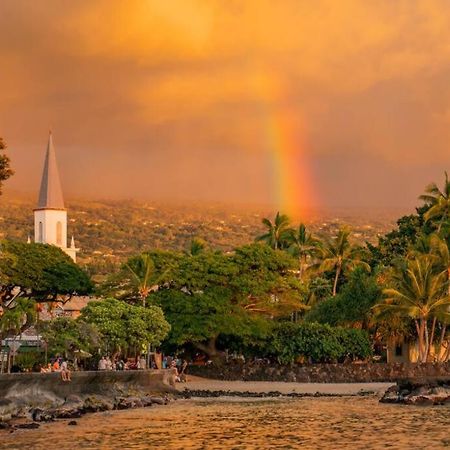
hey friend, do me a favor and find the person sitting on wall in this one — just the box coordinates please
[52,359,60,372]
[60,359,71,382]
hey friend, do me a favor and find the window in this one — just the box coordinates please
[395,344,403,357]
[56,221,62,245]
[38,222,43,242]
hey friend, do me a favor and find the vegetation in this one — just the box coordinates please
[80,298,170,356]
[0,241,92,306]
[305,269,381,329]
[1,172,449,366]
[151,244,303,359]
[0,137,13,196]
[269,322,372,364]
[39,317,101,357]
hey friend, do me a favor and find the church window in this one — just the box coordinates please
[56,221,63,245]
[39,222,43,242]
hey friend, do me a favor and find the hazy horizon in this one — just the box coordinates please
[1,1,449,214]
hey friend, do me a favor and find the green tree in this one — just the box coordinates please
[0,241,92,307]
[0,298,36,339]
[39,317,101,357]
[153,245,303,358]
[99,250,181,305]
[286,224,321,279]
[80,298,170,356]
[187,238,207,256]
[420,172,450,232]
[320,227,370,296]
[305,269,381,329]
[0,138,13,195]
[230,243,304,317]
[256,212,291,250]
[373,254,450,362]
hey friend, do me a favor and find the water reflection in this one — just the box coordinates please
[2,397,449,449]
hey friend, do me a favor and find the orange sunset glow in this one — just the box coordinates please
[1,0,450,212]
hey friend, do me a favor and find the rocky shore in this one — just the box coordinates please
[179,388,378,399]
[380,378,450,405]
[0,393,171,431]
[0,370,177,431]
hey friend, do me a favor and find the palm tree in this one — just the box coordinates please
[124,254,155,307]
[287,223,321,279]
[188,238,206,256]
[256,212,291,250]
[374,255,450,362]
[320,226,369,296]
[419,172,450,232]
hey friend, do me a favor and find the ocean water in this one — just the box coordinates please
[1,397,449,449]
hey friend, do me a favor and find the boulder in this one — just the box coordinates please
[380,378,450,405]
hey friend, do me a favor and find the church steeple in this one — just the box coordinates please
[37,131,65,210]
[34,131,78,262]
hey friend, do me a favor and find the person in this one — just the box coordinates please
[116,359,125,371]
[98,356,107,371]
[52,359,60,372]
[139,355,146,370]
[105,356,112,371]
[170,360,181,382]
[60,359,71,382]
[179,360,188,383]
[40,363,52,373]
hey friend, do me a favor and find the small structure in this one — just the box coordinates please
[387,339,449,363]
[34,131,78,262]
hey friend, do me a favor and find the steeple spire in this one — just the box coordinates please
[37,131,65,209]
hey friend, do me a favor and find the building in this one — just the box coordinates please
[387,338,449,363]
[34,132,78,262]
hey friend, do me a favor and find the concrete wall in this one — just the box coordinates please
[188,362,450,383]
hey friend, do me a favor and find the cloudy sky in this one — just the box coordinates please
[1,0,449,212]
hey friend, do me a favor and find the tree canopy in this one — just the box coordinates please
[0,138,13,196]
[80,298,170,354]
[150,243,303,358]
[0,241,92,306]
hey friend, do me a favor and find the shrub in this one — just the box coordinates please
[270,322,372,364]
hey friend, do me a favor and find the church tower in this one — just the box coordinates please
[34,132,78,262]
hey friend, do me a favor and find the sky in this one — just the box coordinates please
[1,0,449,215]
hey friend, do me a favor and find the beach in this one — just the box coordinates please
[177,376,393,396]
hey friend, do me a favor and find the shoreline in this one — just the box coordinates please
[176,376,393,396]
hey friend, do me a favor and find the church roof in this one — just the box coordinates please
[37,132,65,209]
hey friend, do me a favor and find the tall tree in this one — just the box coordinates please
[99,250,181,306]
[0,138,14,196]
[286,223,321,279]
[320,227,370,296]
[124,254,154,307]
[256,212,291,250]
[374,254,450,362]
[420,172,450,232]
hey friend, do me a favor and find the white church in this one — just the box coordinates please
[33,132,78,262]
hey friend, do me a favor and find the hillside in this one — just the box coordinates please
[0,197,402,278]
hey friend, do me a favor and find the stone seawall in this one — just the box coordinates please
[0,369,175,401]
[0,370,176,423]
[188,362,450,383]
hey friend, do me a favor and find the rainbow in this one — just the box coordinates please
[257,72,317,219]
